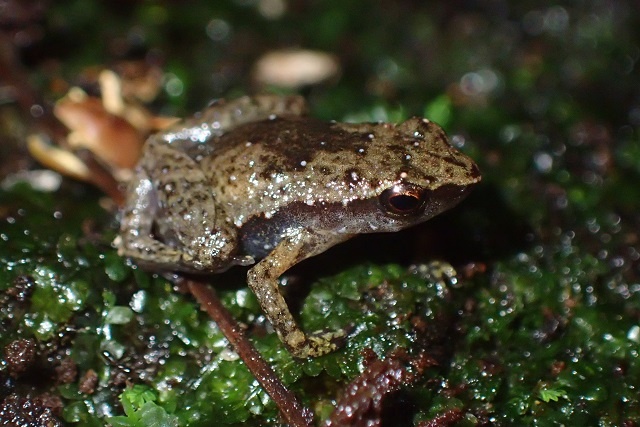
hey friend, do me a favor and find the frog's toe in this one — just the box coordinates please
[288,328,350,358]
[233,255,255,266]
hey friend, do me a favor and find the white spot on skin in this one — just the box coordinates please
[135,178,154,198]
[248,173,259,185]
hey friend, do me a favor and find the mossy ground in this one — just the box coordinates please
[1,1,639,425]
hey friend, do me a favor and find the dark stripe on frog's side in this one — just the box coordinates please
[238,183,474,260]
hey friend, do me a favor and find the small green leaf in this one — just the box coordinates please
[539,387,567,403]
[109,385,178,427]
[122,385,158,408]
[104,252,130,282]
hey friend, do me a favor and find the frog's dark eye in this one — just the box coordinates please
[379,184,426,217]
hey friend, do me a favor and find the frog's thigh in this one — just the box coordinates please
[247,229,351,358]
[247,94,308,117]
[142,140,218,237]
[119,140,233,271]
[143,140,239,269]
[186,95,308,134]
[215,94,308,124]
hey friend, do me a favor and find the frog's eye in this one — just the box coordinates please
[379,184,426,217]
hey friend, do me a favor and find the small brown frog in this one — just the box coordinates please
[115,95,480,358]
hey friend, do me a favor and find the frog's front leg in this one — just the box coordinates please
[117,139,252,272]
[247,229,352,358]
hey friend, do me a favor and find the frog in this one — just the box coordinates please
[115,94,481,358]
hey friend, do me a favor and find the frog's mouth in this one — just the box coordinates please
[427,181,478,216]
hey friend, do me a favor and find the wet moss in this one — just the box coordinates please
[2,0,640,425]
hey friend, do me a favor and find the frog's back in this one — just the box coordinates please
[205,116,371,170]
[201,115,479,227]
[201,117,373,221]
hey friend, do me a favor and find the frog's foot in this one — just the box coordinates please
[409,261,458,287]
[286,328,350,359]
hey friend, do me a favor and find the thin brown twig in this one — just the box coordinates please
[186,278,313,427]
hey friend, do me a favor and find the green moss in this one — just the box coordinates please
[108,385,179,427]
[3,0,640,425]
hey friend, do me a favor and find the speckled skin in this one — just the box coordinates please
[116,95,481,358]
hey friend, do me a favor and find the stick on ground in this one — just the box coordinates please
[186,278,313,427]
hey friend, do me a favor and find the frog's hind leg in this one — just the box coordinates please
[247,229,352,358]
[201,94,309,127]
[116,139,251,272]
[158,95,308,150]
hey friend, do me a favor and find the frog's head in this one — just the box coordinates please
[376,116,480,223]
[329,116,481,234]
